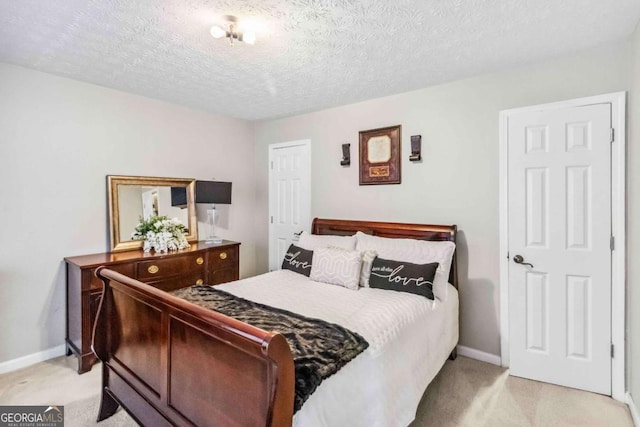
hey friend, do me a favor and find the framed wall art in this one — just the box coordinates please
[359,125,401,185]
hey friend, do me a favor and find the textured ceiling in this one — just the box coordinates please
[1,0,639,120]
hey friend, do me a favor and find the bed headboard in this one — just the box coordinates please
[311,218,458,290]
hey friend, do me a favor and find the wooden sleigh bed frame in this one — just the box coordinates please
[93,218,458,427]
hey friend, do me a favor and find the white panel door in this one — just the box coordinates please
[508,104,611,394]
[268,141,311,271]
[141,189,158,220]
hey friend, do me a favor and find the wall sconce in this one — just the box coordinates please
[409,135,422,162]
[340,143,350,166]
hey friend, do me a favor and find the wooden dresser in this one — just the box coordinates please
[65,240,240,374]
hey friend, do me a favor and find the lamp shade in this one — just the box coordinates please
[195,181,232,204]
[171,187,187,207]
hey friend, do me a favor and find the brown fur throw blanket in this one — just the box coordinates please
[171,285,369,412]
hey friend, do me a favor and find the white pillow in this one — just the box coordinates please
[298,231,357,251]
[355,231,455,301]
[359,250,378,287]
[310,247,362,290]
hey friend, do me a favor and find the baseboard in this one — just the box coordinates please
[0,345,66,375]
[628,392,640,427]
[456,345,502,366]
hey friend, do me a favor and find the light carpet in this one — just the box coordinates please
[0,355,632,426]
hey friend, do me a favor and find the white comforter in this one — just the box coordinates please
[218,270,458,427]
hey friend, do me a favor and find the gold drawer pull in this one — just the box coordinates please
[195,279,204,286]
[219,252,227,260]
[148,265,159,274]
[196,257,204,265]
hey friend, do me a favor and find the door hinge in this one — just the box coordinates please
[270,161,274,169]
[610,235,615,251]
[611,344,614,358]
[270,216,273,224]
[610,128,615,143]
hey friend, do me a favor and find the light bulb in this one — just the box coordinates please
[210,25,226,39]
[243,31,256,45]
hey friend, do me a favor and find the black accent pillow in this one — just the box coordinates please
[281,244,313,277]
[369,257,438,300]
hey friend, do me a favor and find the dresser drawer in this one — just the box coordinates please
[210,267,237,285]
[209,247,238,269]
[149,272,207,292]
[137,254,206,281]
[87,264,135,291]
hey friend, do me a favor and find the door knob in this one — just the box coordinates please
[513,255,534,268]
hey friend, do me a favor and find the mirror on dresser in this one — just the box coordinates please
[107,175,198,252]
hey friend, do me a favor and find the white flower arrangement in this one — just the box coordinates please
[131,215,190,253]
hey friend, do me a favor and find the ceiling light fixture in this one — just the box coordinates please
[210,15,256,46]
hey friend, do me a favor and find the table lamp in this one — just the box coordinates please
[195,181,232,244]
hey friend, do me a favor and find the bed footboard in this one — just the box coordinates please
[92,267,295,427]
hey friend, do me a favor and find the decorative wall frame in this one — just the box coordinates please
[359,125,401,185]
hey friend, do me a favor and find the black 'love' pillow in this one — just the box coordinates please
[369,257,438,300]
[281,244,313,277]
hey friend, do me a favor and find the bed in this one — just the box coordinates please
[92,218,459,427]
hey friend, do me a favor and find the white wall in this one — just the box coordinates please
[0,63,256,364]
[253,43,631,356]
[117,185,143,241]
[628,20,640,408]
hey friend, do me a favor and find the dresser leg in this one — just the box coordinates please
[97,389,119,422]
[77,352,97,374]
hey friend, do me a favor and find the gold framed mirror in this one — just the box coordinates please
[107,175,198,252]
